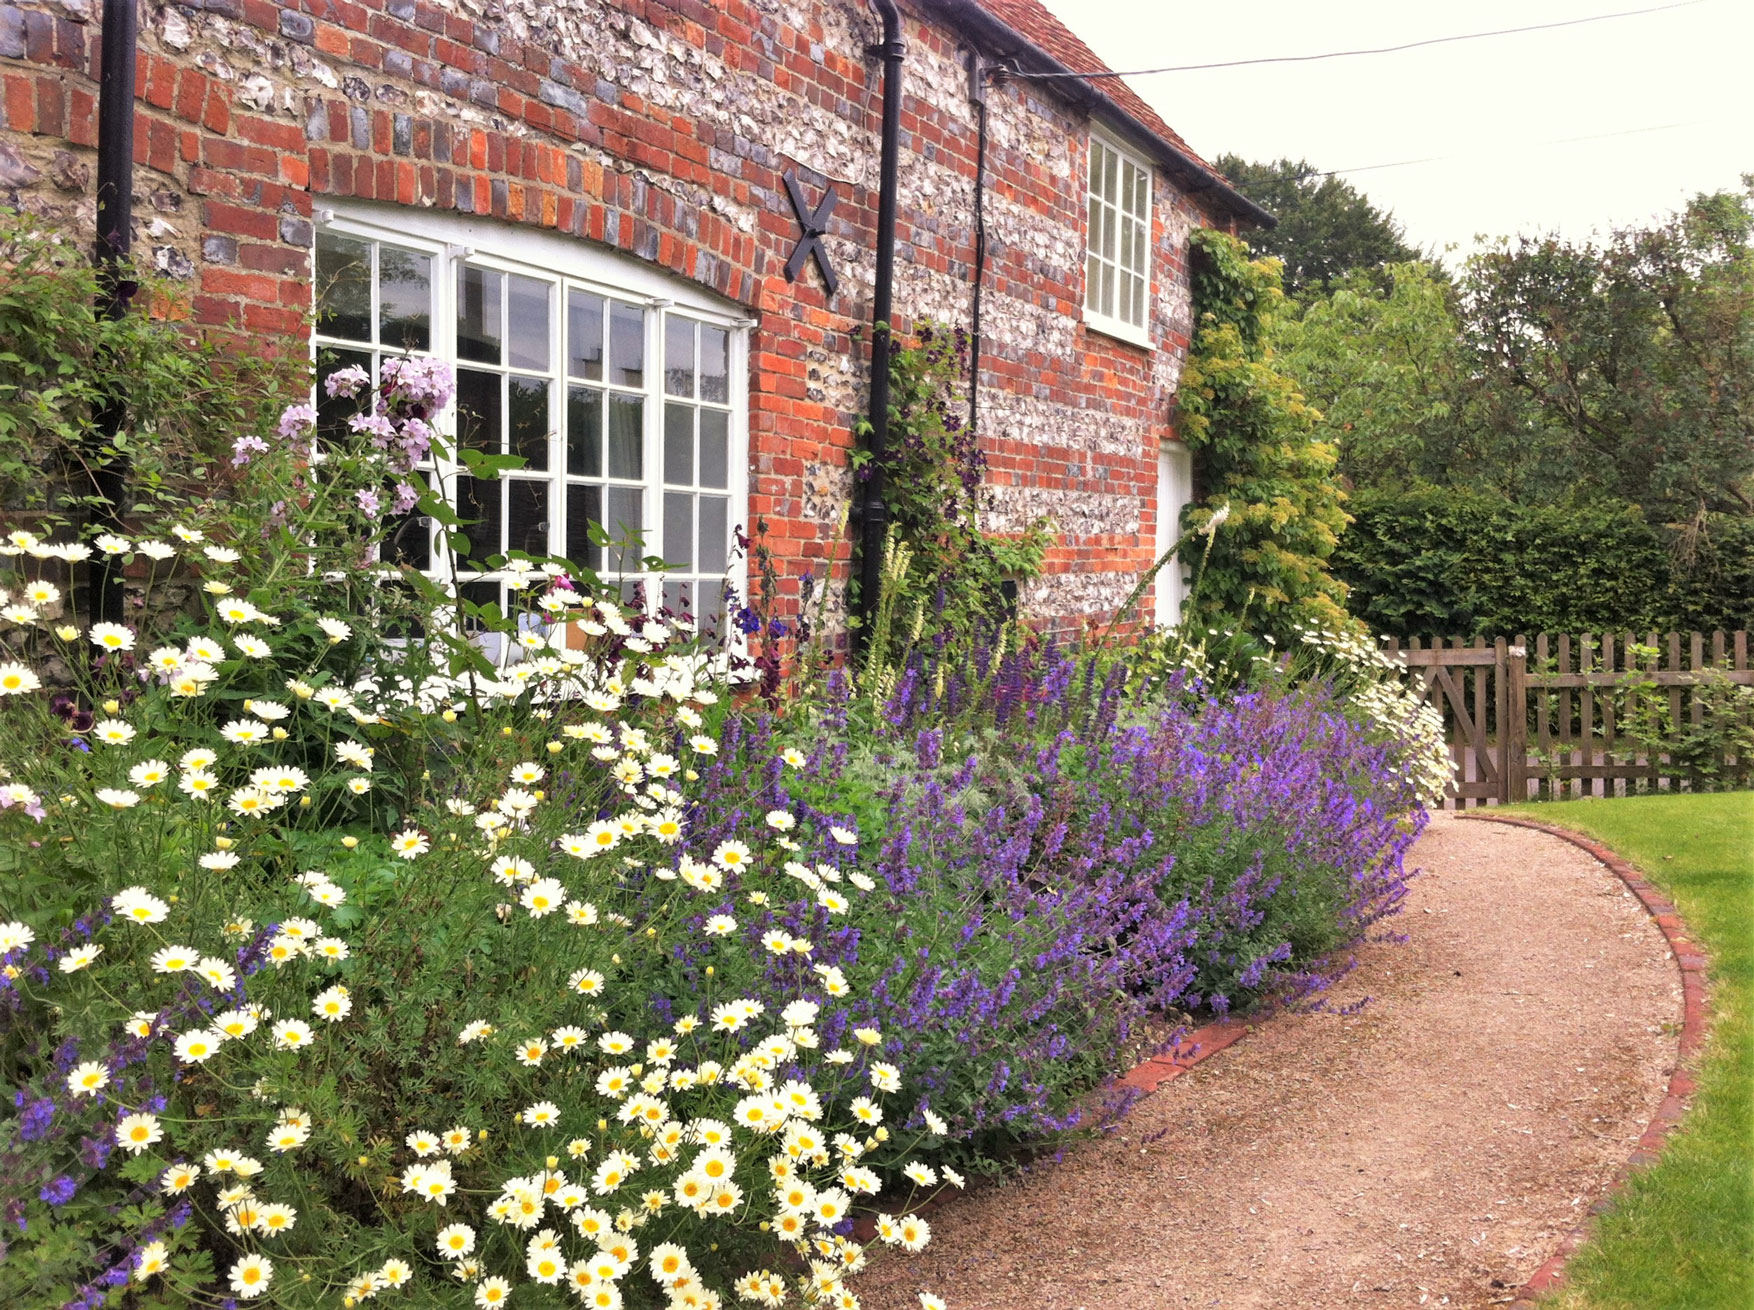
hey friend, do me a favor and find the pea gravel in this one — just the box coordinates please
[852,813,1682,1310]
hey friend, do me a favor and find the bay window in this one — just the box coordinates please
[311,204,748,633]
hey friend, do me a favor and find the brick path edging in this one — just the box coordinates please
[1457,813,1713,1306]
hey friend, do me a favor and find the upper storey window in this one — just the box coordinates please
[1084,134,1152,346]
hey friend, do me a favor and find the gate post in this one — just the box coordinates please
[1504,637,1528,804]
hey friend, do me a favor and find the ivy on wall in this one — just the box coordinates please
[1177,229,1355,640]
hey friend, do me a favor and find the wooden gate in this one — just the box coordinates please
[1383,636,1510,808]
[1384,631,1751,807]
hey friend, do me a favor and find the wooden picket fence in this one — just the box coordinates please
[1382,631,1752,808]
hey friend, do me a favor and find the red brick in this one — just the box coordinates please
[203,201,280,241]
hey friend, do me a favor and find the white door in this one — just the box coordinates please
[1154,441,1193,627]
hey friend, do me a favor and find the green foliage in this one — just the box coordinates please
[1278,261,1471,492]
[855,326,1045,668]
[1212,155,1428,302]
[0,210,296,528]
[1332,487,1754,637]
[1178,229,1356,642]
[1465,181,1754,524]
[1504,795,1754,1310]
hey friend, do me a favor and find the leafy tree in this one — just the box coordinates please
[1278,260,1466,491]
[1178,229,1355,640]
[1464,180,1754,527]
[1213,154,1427,300]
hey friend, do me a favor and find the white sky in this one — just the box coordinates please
[1037,0,1751,261]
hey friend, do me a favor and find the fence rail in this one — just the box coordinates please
[1383,630,1751,807]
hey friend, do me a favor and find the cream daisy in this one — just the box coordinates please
[66,1060,110,1096]
[116,1112,163,1153]
[93,788,139,810]
[228,1253,273,1299]
[0,662,40,695]
[111,886,169,924]
[88,622,135,652]
[59,943,102,972]
[390,829,429,859]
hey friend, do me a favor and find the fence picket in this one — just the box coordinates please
[1601,632,1617,796]
[1558,633,1574,801]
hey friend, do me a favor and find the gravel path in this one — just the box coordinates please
[853,813,1683,1310]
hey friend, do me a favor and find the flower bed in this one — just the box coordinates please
[0,365,1439,1309]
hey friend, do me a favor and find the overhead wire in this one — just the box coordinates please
[1005,1,1703,80]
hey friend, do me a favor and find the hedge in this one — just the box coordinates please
[1332,488,1754,638]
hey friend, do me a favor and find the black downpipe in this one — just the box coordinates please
[855,0,904,655]
[966,53,988,436]
[88,0,138,626]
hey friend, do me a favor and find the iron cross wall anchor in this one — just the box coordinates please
[783,170,839,295]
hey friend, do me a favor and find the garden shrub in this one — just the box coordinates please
[1333,487,1754,638]
[0,354,1439,1309]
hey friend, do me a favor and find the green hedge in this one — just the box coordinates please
[1333,488,1754,638]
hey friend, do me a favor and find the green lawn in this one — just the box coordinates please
[1501,793,1752,1310]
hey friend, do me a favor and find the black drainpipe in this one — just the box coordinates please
[87,0,138,626]
[966,51,988,437]
[855,0,903,656]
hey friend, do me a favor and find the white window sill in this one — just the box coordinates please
[1083,310,1152,351]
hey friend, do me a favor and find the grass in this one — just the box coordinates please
[1500,792,1752,1310]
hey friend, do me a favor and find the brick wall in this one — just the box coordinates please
[0,0,1237,637]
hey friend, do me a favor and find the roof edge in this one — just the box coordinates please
[917,0,1276,230]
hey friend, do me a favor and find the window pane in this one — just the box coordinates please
[698,495,728,574]
[1132,274,1146,327]
[1133,166,1149,217]
[315,231,371,342]
[605,486,644,572]
[507,478,549,558]
[456,369,501,454]
[1120,218,1133,273]
[1086,252,1101,314]
[698,582,724,634]
[457,265,503,364]
[663,492,693,569]
[567,386,602,477]
[457,475,501,566]
[698,409,729,489]
[664,316,695,397]
[610,301,643,387]
[1100,261,1115,318]
[1088,195,1102,257]
[566,483,602,570]
[700,325,729,403]
[607,395,643,480]
[1102,145,1117,203]
[378,245,431,351]
[1102,205,1116,265]
[664,403,694,485]
[508,376,548,472]
[1088,141,1104,197]
[383,508,430,571]
[507,275,550,371]
[316,348,372,447]
[459,578,501,630]
[662,578,687,616]
[568,289,604,381]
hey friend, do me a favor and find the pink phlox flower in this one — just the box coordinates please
[355,488,381,518]
[276,404,318,439]
[324,364,371,398]
[231,435,270,466]
[392,482,419,515]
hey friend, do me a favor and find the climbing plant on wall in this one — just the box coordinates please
[1177,228,1356,641]
[852,324,1047,666]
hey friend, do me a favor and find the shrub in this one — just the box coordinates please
[1332,487,1754,638]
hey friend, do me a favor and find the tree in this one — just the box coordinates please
[1464,180,1754,528]
[1212,155,1427,301]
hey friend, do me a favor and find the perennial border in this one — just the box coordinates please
[1457,813,1713,1307]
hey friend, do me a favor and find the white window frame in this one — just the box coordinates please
[1083,131,1153,349]
[310,201,750,641]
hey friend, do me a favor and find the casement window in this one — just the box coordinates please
[310,203,747,634]
[1084,133,1152,346]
